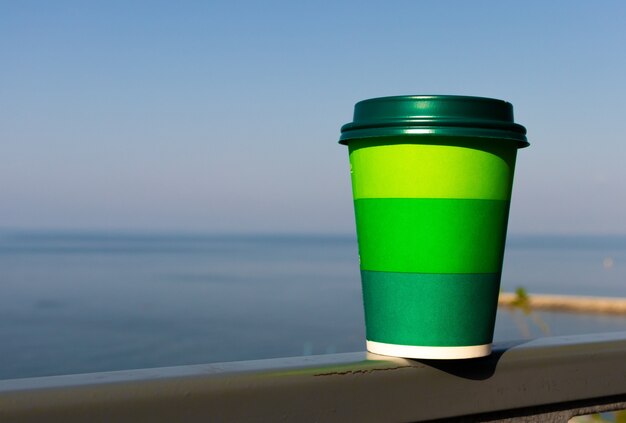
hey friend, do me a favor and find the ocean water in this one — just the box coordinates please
[1,232,626,380]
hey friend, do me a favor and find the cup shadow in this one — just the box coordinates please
[407,340,529,381]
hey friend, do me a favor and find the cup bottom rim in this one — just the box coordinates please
[366,340,491,359]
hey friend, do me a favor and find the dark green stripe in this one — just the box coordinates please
[354,198,510,273]
[362,270,500,346]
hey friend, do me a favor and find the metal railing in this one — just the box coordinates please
[2,332,626,422]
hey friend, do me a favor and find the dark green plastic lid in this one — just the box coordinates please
[339,95,528,147]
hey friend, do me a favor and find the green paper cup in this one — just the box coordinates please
[339,95,529,359]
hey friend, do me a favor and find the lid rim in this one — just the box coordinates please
[338,127,529,148]
[341,120,527,134]
[339,95,528,148]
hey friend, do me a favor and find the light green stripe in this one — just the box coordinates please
[361,270,500,347]
[355,198,510,274]
[349,137,517,200]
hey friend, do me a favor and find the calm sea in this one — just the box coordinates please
[1,232,626,380]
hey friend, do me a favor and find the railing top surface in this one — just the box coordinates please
[2,331,626,422]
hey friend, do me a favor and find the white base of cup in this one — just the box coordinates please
[366,340,491,360]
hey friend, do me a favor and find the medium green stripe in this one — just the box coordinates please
[355,198,510,274]
[361,270,500,346]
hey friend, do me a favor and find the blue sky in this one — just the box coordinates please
[2,1,626,234]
